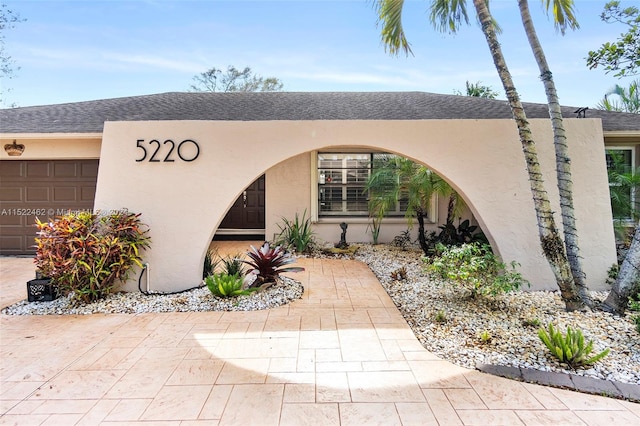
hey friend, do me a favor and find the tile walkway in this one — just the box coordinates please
[0,242,638,425]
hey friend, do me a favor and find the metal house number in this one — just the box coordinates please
[135,139,200,162]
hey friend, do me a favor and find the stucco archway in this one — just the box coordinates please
[94,119,615,292]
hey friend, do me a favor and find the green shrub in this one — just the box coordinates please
[425,243,528,297]
[538,323,610,368]
[35,210,150,303]
[243,242,304,288]
[205,273,256,298]
[274,210,315,253]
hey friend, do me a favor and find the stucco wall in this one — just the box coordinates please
[94,119,616,293]
[0,137,101,160]
[265,153,438,245]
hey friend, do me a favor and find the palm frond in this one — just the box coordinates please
[374,0,413,56]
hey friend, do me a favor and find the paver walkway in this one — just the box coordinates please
[1,243,639,425]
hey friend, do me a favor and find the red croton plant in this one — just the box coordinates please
[34,210,150,303]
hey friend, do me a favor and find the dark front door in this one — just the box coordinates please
[219,175,265,232]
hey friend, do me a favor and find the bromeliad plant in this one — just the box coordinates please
[538,323,610,368]
[34,210,150,303]
[243,242,304,288]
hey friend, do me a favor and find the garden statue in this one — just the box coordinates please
[335,222,349,249]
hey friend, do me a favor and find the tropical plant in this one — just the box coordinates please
[34,210,150,303]
[517,0,591,307]
[203,249,219,279]
[425,243,528,298]
[274,210,315,253]
[597,80,640,113]
[243,242,305,288]
[607,152,640,225]
[220,253,246,277]
[373,0,587,311]
[602,222,640,314]
[392,229,412,250]
[538,323,610,368]
[365,155,462,255]
[454,80,499,98]
[205,273,257,298]
[436,218,484,246]
[587,1,640,77]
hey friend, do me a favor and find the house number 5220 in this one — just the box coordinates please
[135,139,200,162]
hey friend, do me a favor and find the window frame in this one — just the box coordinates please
[605,146,637,222]
[311,150,438,223]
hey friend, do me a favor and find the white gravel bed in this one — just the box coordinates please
[1,276,303,315]
[353,244,640,386]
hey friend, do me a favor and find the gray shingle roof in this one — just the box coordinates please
[0,91,638,134]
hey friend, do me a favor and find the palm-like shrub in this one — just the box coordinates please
[243,242,304,288]
[538,323,610,368]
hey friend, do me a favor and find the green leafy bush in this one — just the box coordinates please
[425,243,528,297]
[243,242,304,288]
[538,323,610,368]
[205,273,256,298]
[274,210,315,253]
[35,210,150,303]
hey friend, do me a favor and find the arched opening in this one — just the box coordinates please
[95,119,615,293]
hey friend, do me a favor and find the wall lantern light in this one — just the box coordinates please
[4,140,25,156]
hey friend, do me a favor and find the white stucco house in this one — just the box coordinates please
[1,92,638,293]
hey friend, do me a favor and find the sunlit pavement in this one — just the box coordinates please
[1,243,638,425]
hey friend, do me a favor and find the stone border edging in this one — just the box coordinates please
[476,363,640,402]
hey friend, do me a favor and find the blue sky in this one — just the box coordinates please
[1,0,637,108]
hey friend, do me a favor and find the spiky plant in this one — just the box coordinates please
[538,323,610,368]
[205,273,256,298]
[243,242,304,288]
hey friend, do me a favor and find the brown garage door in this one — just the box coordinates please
[0,160,99,255]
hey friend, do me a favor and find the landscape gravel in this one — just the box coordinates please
[3,244,639,386]
[353,244,640,386]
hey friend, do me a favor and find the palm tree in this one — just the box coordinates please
[602,221,640,314]
[517,0,591,306]
[365,156,460,253]
[374,0,585,310]
[597,80,640,114]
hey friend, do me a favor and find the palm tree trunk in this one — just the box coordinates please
[416,210,429,256]
[602,222,640,314]
[517,0,592,307]
[472,0,584,311]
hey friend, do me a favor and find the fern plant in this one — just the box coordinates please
[205,273,256,298]
[538,323,610,368]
